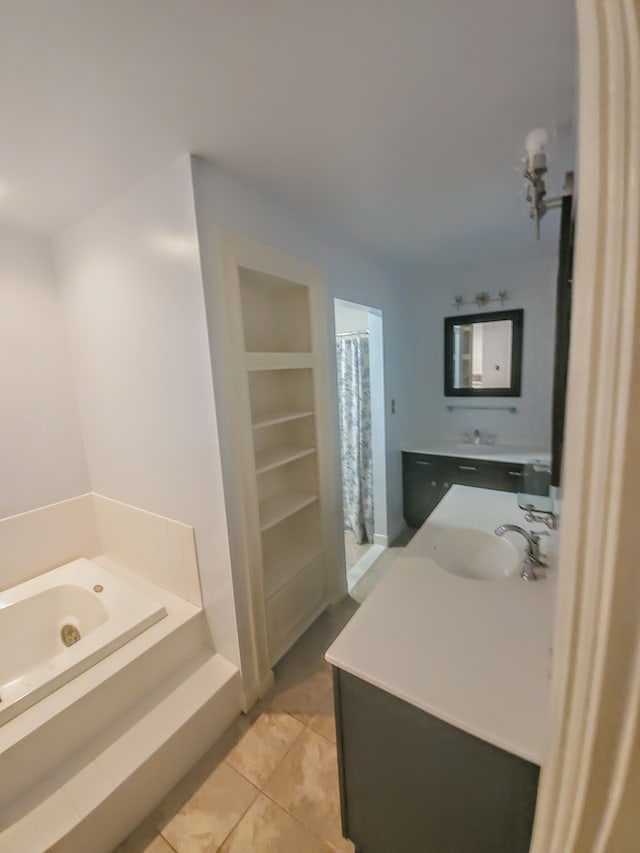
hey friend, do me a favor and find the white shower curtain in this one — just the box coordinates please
[336,332,374,544]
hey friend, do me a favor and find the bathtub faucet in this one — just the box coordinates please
[494,524,547,582]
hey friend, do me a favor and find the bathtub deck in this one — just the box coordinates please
[0,558,243,853]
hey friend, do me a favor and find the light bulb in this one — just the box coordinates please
[525,128,549,157]
[524,128,549,177]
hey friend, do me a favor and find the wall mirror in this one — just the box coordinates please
[444,308,523,397]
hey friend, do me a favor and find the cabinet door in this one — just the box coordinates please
[487,461,525,492]
[402,454,449,528]
[334,669,539,853]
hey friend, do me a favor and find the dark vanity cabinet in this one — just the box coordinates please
[333,668,539,853]
[402,454,451,528]
[402,452,525,528]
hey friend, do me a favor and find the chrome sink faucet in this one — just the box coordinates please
[494,524,547,582]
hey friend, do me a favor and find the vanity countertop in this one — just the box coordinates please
[402,443,551,464]
[325,485,555,764]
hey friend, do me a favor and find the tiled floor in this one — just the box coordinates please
[117,529,416,853]
[116,599,359,853]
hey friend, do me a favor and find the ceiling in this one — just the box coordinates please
[0,0,576,273]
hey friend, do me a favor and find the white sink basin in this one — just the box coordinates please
[428,527,521,580]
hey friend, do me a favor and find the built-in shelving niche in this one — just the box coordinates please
[261,501,323,600]
[239,267,311,353]
[253,416,317,475]
[257,453,319,532]
[227,256,332,670]
[248,369,314,425]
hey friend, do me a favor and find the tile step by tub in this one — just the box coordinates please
[0,605,210,811]
[0,651,242,853]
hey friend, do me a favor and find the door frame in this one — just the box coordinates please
[532,1,640,848]
[333,297,388,551]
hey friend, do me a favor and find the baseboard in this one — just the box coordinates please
[346,545,386,592]
[373,533,388,547]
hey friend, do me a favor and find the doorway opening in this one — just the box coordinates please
[334,298,387,592]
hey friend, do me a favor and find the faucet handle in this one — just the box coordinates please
[524,507,557,529]
[521,553,539,582]
[528,533,548,566]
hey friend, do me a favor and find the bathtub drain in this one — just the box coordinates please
[61,624,81,647]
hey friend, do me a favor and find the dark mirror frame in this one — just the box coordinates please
[444,308,523,397]
[551,192,574,487]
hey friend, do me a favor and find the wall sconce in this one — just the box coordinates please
[452,290,509,310]
[523,128,563,239]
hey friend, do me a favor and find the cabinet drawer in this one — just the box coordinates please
[402,452,525,529]
[446,457,484,487]
[435,456,524,493]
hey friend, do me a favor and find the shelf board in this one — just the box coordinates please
[252,410,314,430]
[245,352,314,371]
[259,492,319,532]
[264,546,323,601]
[255,446,316,475]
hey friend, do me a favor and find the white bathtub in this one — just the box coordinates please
[0,558,167,726]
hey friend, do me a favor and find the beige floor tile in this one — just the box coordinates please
[225,710,304,787]
[265,665,333,725]
[308,688,336,744]
[122,597,362,853]
[115,813,175,853]
[157,762,258,853]
[219,793,331,853]
[274,599,359,680]
[263,728,351,852]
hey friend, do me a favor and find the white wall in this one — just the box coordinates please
[0,223,89,519]
[191,157,413,542]
[55,157,241,669]
[407,253,558,447]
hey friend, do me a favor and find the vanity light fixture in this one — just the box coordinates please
[522,128,564,239]
[452,290,509,310]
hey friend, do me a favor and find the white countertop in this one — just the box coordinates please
[403,444,551,464]
[326,486,556,764]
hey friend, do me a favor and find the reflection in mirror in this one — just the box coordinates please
[444,309,523,397]
[518,459,553,512]
[452,319,513,389]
